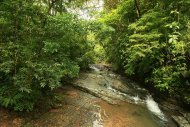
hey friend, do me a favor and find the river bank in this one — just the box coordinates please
[0,64,189,127]
[89,64,190,127]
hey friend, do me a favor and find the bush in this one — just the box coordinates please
[96,0,190,104]
[0,1,94,111]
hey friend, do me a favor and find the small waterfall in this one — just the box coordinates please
[107,86,143,104]
[93,119,103,127]
[90,65,100,72]
[146,95,166,121]
[132,95,140,104]
[107,86,116,93]
[93,105,104,127]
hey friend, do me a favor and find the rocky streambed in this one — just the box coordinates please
[70,64,190,127]
[0,64,189,127]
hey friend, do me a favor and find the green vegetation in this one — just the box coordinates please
[0,0,94,111]
[97,0,190,104]
[1,0,190,111]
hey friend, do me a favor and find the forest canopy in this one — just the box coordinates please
[0,0,95,111]
[96,0,190,105]
[1,0,190,111]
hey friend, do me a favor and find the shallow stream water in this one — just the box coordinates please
[0,64,178,127]
[84,64,177,127]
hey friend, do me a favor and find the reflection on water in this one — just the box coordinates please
[93,119,103,127]
[63,64,178,127]
[89,65,169,127]
[92,101,163,127]
[93,105,103,127]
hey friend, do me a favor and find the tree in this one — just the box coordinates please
[0,0,94,111]
[97,0,190,105]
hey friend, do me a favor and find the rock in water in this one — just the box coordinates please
[172,116,190,127]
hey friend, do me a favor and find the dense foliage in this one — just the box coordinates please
[1,0,190,111]
[97,0,190,104]
[0,0,94,111]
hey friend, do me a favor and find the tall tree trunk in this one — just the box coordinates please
[134,0,141,18]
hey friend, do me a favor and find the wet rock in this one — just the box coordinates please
[0,122,9,127]
[97,75,103,78]
[71,64,179,126]
[172,116,190,127]
[111,84,133,96]
[160,101,182,112]
[71,83,117,105]
[182,113,190,124]
[108,73,117,78]
[97,80,108,87]
[90,64,105,71]
[12,118,23,127]
[186,113,190,124]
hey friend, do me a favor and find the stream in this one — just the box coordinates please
[0,64,183,127]
[70,64,177,127]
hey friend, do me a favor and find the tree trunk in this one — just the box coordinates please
[134,0,141,18]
